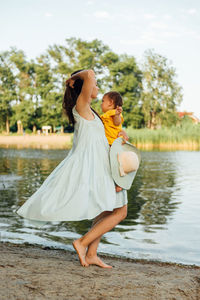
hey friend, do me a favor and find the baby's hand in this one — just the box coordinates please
[118,130,129,144]
[115,106,122,115]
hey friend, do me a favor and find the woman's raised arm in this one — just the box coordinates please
[66,69,96,118]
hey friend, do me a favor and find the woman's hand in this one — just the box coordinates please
[117,130,129,144]
[66,69,95,89]
[66,78,75,88]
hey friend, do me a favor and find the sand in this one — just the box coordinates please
[0,134,72,149]
[0,242,200,300]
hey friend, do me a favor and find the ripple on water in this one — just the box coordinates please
[0,149,200,266]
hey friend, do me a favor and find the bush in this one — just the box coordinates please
[25,129,32,134]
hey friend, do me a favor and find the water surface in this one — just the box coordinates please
[0,148,200,266]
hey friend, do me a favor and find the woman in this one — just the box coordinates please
[16,69,128,268]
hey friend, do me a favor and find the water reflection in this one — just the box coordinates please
[138,152,181,228]
[0,148,200,266]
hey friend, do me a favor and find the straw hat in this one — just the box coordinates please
[110,137,141,190]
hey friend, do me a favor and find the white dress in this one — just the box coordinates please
[15,106,127,227]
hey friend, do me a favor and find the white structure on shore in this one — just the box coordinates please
[42,126,52,135]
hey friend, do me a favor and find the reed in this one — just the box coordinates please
[126,123,200,150]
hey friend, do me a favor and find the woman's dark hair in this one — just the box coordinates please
[104,91,123,108]
[63,69,103,125]
[63,70,83,125]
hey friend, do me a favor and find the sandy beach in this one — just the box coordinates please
[0,134,72,149]
[1,242,200,300]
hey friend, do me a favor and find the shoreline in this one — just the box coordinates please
[2,241,200,269]
[0,134,72,149]
[0,134,200,150]
[1,242,200,299]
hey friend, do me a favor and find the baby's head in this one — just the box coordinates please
[101,91,123,113]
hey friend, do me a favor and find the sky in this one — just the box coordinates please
[1,0,200,117]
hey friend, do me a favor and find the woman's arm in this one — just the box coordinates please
[66,69,96,119]
[66,69,95,104]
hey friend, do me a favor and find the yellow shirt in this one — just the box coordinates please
[100,109,124,145]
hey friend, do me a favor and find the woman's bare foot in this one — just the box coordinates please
[115,185,122,192]
[85,255,113,268]
[72,239,89,267]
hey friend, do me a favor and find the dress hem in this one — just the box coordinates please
[14,201,128,225]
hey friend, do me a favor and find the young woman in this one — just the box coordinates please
[16,69,128,268]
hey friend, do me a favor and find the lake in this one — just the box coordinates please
[0,148,200,266]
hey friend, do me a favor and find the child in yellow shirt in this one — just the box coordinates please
[100,91,124,145]
[100,91,124,192]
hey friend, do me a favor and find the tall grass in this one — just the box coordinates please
[126,123,200,150]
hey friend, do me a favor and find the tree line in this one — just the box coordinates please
[0,37,183,133]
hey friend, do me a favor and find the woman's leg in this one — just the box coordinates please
[86,211,111,256]
[73,205,127,267]
[86,211,113,268]
[73,210,110,267]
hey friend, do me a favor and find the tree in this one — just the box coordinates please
[107,54,143,128]
[9,49,38,132]
[45,38,115,123]
[34,54,56,129]
[142,49,183,129]
[0,51,16,133]
[2,40,184,133]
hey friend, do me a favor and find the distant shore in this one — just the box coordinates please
[134,142,200,150]
[0,134,199,150]
[0,134,72,149]
[1,242,200,300]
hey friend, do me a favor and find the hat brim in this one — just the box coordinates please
[110,137,141,190]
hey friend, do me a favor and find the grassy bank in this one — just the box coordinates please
[126,124,200,150]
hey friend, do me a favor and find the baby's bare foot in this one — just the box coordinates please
[115,185,122,192]
[72,239,89,267]
[86,255,112,268]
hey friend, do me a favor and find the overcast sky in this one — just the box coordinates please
[1,0,200,117]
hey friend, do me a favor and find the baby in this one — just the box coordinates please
[100,91,124,192]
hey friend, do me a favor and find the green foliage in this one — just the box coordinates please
[142,49,183,129]
[0,38,185,133]
[0,51,16,132]
[25,128,32,134]
[40,92,64,128]
[180,115,193,125]
[8,49,40,131]
[106,54,143,128]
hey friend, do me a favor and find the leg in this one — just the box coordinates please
[73,211,110,267]
[86,211,113,268]
[87,211,111,256]
[73,205,127,267]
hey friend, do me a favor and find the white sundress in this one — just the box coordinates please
[15,106,128,227]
